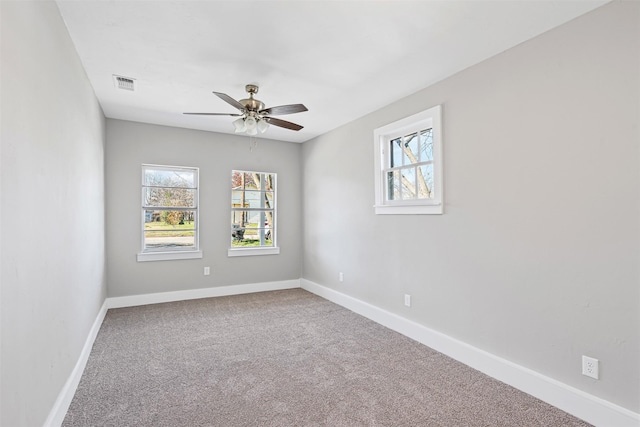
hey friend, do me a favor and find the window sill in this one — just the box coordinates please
[374,204,443,215]
[137,250,203,262]
[228,247,280,257]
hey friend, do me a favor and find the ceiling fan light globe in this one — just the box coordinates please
[246,126,258,136]
[245,116,257,130]
[257,119,269,134]
[233,117,246,133]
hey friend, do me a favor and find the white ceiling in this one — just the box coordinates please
[55,0,608,143]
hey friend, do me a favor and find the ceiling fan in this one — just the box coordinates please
[184,84,308,135]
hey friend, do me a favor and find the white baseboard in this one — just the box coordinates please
[44,300,108,427]
[300,278,640,427]
[46,279,638,427]
[107,279,301,309]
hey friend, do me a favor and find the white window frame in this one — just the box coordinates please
[373,105,443,215]
[137,164,202,262]
[228,169,279,257]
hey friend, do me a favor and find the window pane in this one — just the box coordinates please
[387,170,400,201]
[403,133,419,165]
[231,170,243,189]
[234,227,273,245]
[230,213,274,247]
[231,210,244,226]
[231,190,248,208]
[420,128,433,161]
[231,233,273,247]
[265,192,274,207]
[391,138,403,167]
[242,191,263,208]
[246,210,262,225]
[243,173,258,189]
[231,210,265,226]
[144,168,195,188]
[144,210,196,228]
[401,167,416,200]
[144,187,195,208]
[143,209,196,250]
[144,230,195,250]
[418,165,434,199]
[263,212,273,228]
[264,174,275,191]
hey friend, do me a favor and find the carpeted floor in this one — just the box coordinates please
[63,289,592,426]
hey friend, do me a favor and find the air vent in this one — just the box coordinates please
[112,75,136,91]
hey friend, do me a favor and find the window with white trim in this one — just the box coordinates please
[374,105,443,215]
[137,164,202,262]
[228,170,279,257]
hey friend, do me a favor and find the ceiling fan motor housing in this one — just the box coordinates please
[239,84,265,112]
[239,98,265,112]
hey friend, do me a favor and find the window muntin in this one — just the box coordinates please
[374,105,443,215]
[230,170,276,250]
[141,164,199,253]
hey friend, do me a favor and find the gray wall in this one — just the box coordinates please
[106,120,302,297]
[1,0,636,423]
[301,1,639,412]
[0,1,107,426]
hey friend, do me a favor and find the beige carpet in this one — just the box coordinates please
[63,289,591,426]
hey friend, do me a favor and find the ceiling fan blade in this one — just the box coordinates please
[264,116,304,131]
[212,91,245,111]
[260,104,308,116]
[184,112,243,116]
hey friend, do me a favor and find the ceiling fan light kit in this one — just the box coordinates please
[185,84,308,135]
[233,112,268,136]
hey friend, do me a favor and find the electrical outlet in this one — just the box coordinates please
[582,355,599,379]
[204,266,210,276]
[404,294,411,307]
[339,272,344,282]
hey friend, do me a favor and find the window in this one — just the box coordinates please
[373,105,443,215]
[137,164,202,262]
[229,170,279,257]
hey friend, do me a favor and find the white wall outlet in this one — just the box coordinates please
[204,266,210,276]
[339,272,344,282]
[404,294,411,307]
[582,355,599,379]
